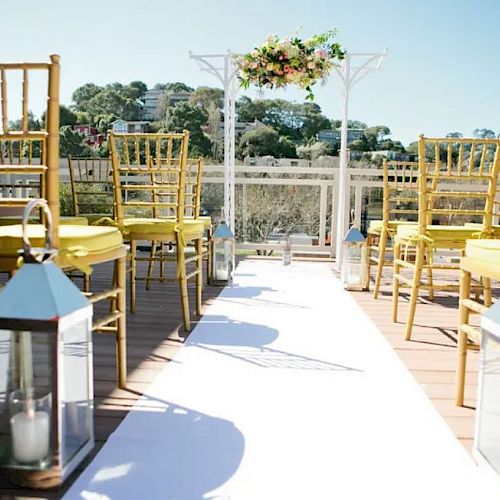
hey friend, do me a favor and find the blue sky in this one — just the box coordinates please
[2,0,499,145]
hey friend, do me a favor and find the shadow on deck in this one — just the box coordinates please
[0,252,223,499]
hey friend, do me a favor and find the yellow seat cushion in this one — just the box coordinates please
[0,224,123,263]
[80,213,113,225]
[194,215,212,230]
[0,216,89,226]
[368,219,417,235]
[395,224,480,246]
[464,222,500,237]
[465,239,500,266]
[122,218,205,241]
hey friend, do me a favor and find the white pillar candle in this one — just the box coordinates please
[217,267,229,280]
[11,410,50,463]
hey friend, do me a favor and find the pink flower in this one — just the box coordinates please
[284,64,291,72]
[316,50,327,59]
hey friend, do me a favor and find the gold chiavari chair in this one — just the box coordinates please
[455,239,500,406]
[367,160,419,299]
[392,135,500,342]
[146,157,212,289]
[109,132,205,331]
[67,156,114,223]
[0,55,128,387]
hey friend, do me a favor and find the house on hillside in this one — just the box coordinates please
[111,119,149,134]
[139,89,192,121]
[73,124,105,148]
[318,128,365,148]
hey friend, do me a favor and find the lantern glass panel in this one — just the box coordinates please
[342,243,363,286]
[61,316,92,467]
[0,330,55,469]
[214,240,230,281]
[476,330,500,473]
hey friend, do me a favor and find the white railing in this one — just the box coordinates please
[14,159,494,258]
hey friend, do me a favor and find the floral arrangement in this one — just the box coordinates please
[235,30,345,101]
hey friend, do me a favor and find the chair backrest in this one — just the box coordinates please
[0,55,60,243]
[382,159,419,227]
[417,135,500,234]
[154,157,203,219]
[108,131,190,226]
[67,156,113,217]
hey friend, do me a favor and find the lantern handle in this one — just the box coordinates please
[21,199,56,263]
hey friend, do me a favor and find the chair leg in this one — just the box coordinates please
[405,241,425,341]
[366,234,373,292]
[373,231,387,299]
[160,243,166,284]
[116,255,127,389]
[426,250,434,301]
[196,238,203,316]
[206,227,212,285]
[392,241,401,323]
[130,240,137,314]
[83,273,90,294]
[176,233,191,332]
[483,276,492,307]
[146,241,157,291]
[456,268,471,406]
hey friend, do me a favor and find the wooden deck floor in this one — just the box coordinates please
[351,267,481,455]
[0,256,486,497]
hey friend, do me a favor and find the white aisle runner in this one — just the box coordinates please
[65,260,498,500]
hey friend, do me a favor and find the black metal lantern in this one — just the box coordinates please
[0,200,94,489]
[210,221,235,286]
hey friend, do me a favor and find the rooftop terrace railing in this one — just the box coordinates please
[1,159,498,258]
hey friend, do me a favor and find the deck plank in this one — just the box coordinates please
[351,267,483,454]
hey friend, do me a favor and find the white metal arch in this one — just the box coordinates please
[333,50,387,267]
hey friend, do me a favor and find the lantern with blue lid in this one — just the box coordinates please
[0,199,94,489]
[341,226,369,291]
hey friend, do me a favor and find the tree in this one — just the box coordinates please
[236,97,330,143]
[190,86,224,111]
[72,83,102,112]
[41,105,77,127]
[94,113,118,134]
[59,126,93,156]
[127,81,148,97]
[238,126,297,158]
[154,82,194,93]
[163,102,212,156]
[8,111,40,131]
[71,82,142,123]
[331,119,367,130]
[473,128,496,139]
[297,141,333,160]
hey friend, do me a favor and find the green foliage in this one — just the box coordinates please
[238,125,297,158]
[190,86,224,111]
[71,82,143,123]
[72,83,102,112]
[236,97,330,142]
[94,113,118,134]
[163,102,212,156]
[297,141,333,159]
[8,111,40,131]
[41,105,77,127]
[331,119,367,129]
[59,125,95,157]
[473,128,496,139]
[154,82,194,93]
